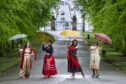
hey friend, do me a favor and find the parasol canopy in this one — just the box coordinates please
[9,34,27,41]
[37,31,55,43]
[95,33,112,44]
[59,30,80,37]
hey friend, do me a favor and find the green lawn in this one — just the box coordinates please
[103,51,126,72]
[0,48,19,73]
[113,61,126,73]
[0,56,19,73]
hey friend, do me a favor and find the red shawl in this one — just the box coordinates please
[67,46,80,68]
[20,48,36,69]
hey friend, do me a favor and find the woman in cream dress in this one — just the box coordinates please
[90,42,101,78]
[19,42,36,78]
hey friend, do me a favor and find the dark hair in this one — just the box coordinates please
[72,39,78,46]
[93,42,99,46]
[24,42,31,48]
[48,40,52,44]
[68,41,73,47]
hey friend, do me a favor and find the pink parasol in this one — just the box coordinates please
[95,33,112,44]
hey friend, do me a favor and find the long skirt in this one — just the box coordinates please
[42,54,57,76]
[90,53,100,69]
[19,55,32,78]
[67,53,82,73]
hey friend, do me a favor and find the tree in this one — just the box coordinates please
[77,0,126,55]
[0,0,59,56]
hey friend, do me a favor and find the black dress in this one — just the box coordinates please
[42,45,53,56]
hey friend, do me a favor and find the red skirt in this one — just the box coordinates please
[67,53,81,73]
[42,53,57,76]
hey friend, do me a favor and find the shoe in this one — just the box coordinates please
[47,75,51,78]
[72,76,75,79]
[70,75,75,79]
[91,75,95,78]
[92,75,95,78]
[95,75,99,78]
[92,69,95,78]
[82,74,85,78]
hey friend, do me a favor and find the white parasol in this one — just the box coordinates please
[9,34,28,41]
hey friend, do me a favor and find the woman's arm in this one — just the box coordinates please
[90,46,94,51]
[18,49,23,58]
[31,48,36,61]
[42,44,45,50]
[42,44,48,51]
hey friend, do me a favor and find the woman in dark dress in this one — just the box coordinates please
[42,41,57,78]
[66,39,84,78]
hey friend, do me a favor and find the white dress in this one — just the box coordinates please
[90,46,100,69]
[19,48,32,78]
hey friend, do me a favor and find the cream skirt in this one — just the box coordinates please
[90,53,100,69]
[19,55,31,78]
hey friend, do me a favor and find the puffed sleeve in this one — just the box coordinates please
[90,46,96,51]
[30,48,36,61]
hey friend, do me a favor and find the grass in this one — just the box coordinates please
[113,61,126,73]
[106,52,123,56]
[0,57,19,73]
[103,52,122,61]
[82,32,95,46]
[102,51,126,73]
[102,47,115,52]
[104,53,126,73]
[0,48,19,73]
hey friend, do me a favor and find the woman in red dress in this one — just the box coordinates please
[66,39,84,78]
[42,41,57,78]
[19,42,36,79]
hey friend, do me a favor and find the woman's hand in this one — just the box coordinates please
[65,48,68,51]
[75,46,78,49]
[19,57,21,61]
